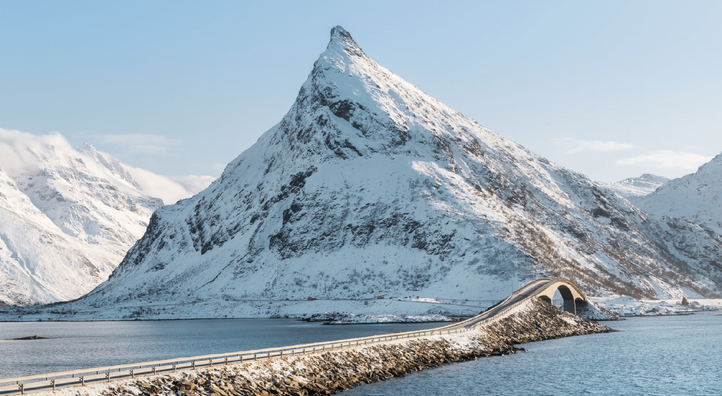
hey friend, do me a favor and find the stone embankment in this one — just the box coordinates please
[576,300,622,321]
[51,300,613,396]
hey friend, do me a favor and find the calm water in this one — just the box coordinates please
[0,319,441,379]
[344,312,722,395]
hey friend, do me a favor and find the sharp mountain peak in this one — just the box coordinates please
[50,26,722,319]
[327,26,364,55]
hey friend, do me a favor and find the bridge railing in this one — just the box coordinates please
[1,278,569,395]
[0,326,473,395]
[449,278,553,330]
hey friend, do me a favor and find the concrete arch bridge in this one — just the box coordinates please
[531,279,587,314]
[450,278,589,330]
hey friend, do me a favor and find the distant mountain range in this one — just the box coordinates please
[0,129,212,305]
[632,154,722,236]
[36,26,718,320]
[604,160,722,238]
[604,174,670,200]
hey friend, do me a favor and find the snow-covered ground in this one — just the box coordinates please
[593,297,722,317]
[0,297,485,322]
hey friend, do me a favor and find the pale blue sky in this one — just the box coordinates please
[1,1,720,182]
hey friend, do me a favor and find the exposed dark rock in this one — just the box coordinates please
[6,335,54,340]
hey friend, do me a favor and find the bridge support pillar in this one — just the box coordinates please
[564,298,576,315]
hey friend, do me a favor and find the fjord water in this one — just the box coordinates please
[344,312,722,396]
[0,319,441,379]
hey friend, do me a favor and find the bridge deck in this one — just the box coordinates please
[0,278,585,395]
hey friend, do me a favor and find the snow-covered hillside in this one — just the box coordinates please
[60,26,722,319]
[633,154,722,236]
[604,174,669,199]
[0,129,212,305]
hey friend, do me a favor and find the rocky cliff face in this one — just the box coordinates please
[0,130,167,305]
[73,26,722,314]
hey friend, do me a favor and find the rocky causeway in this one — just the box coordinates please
[42,299,612,396]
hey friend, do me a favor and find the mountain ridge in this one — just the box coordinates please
[633,153,722,236]
[48,26,722,318]
[0,129,212,305]
[604,173,670,199]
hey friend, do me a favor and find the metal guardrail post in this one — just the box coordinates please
[80,376,85,387]
[19,383,24,394]
[106,372,111,383]
[130,369,134,379]
[51,379,56,391]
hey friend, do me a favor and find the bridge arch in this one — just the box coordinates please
[534,280,587,314]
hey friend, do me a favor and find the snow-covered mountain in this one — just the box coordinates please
[68,26,722,317]
[0,129,211,305]
[604,174,669,200]
[634,154,722,236]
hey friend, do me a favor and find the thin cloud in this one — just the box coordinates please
[171,175,216,195]
[0,128,74,173]
[123,165,200,205]
[554,138,636,154]
[617,150,713,171]
[94,134,178,155]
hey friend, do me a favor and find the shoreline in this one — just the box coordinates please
[2,309,720,324]
[3,294,720,324]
